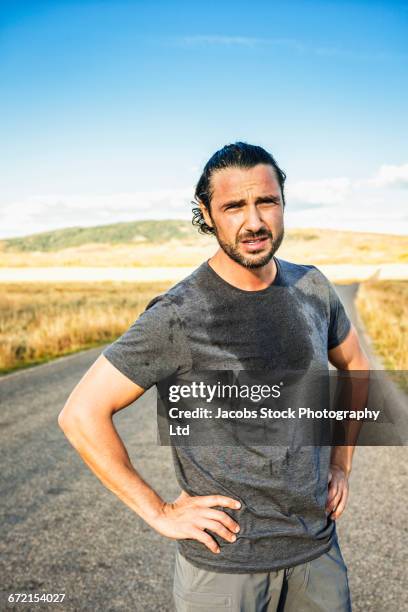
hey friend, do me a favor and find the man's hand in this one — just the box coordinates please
[326,464,350,521]
[151,490,241,554]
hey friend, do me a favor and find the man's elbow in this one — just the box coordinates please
[58,397,112,434]
[57,403,95,453]
[58,397,92,433]
[58,402,79,433]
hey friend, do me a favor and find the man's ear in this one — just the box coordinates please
[198,200,213,229]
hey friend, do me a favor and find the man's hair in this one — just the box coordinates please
[192,142,286,235]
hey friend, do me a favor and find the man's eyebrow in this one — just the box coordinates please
[220,194,281,209]
[255,194,281,204]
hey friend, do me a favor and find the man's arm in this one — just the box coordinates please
[58,354,241,554]
[326,324,370,520]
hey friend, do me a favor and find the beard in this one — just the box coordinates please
[212,223,285,269]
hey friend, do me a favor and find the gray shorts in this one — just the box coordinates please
[173,536,352,611]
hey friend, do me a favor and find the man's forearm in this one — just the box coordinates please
[329,359,370,477]
[330,445,354,477]
[58,410,165,526]
[59,407,243,554]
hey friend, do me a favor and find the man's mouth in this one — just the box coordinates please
[240,235,270,250]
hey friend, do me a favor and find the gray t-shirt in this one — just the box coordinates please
[102,256,352,573]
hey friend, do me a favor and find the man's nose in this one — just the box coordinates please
[243,204,265,233]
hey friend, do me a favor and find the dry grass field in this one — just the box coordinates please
[356,280,408,391]
[0,240,216,268]
[1,277,407,380]
[1,228,407,267]
[0,281,172,373]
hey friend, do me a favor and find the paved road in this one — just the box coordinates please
[1,285,407,611]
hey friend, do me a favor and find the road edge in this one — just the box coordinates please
[352,283,408,444]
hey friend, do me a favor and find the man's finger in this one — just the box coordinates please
[326,480,338,505]
[192,527,220,554]
[330,486,347,516]
[199,495,241,510]
[200,519,237,543]
[331,487,349,520]
[204,508,240,533]
[326,487,343,514]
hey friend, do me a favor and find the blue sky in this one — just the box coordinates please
[1,0,407,238]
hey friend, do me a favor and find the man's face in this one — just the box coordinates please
[201,164,285,269]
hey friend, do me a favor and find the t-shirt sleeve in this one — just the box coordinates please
[326,279,352,350]
[101,296,191,390]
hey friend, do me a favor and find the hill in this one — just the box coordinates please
[0,220,407,267]
[1,220,196,252]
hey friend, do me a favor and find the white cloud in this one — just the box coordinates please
[0,188,193,239]
[177,35,304,52]
[284,168,408,234]
[285,205,408,235]
[1,164,407,239]
[373,162,408,188]
[286,177,351,206]
[173,36,408,61]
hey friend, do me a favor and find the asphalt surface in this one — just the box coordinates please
[1,284,407,612]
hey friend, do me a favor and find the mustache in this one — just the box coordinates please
[239,230,272,242]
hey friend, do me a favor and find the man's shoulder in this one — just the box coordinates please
[144,262,208,312]
[276,257,330,293]
[276,257,326,279]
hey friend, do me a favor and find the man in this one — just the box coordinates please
[59,142,369,611]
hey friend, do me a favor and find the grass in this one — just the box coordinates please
[0,281,173,374]
[2,279,407,392]
[356,280,408,391]
[0,240,216,268]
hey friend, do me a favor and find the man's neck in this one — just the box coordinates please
[208,249,278,291]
